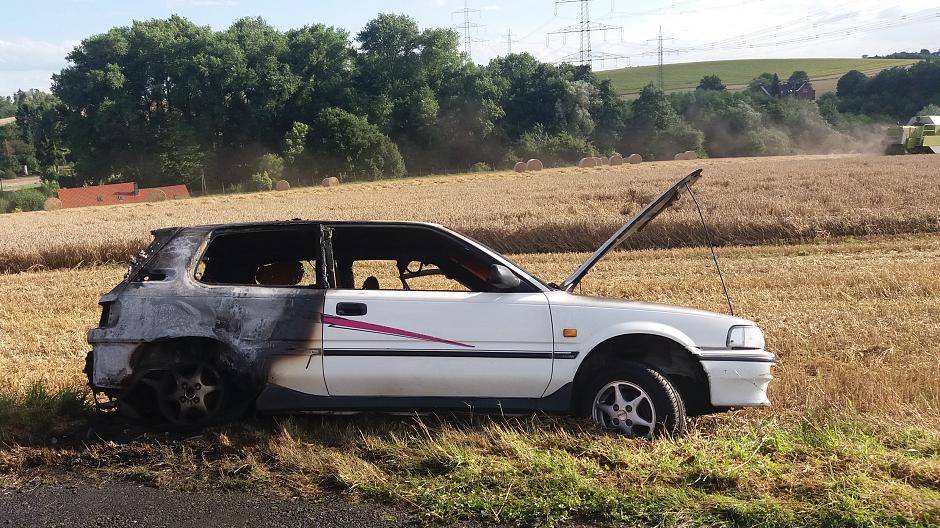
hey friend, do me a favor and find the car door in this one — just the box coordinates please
[322,289,553,398]
[189,225,329,396]
[320,224,554,399]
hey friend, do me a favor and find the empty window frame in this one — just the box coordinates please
[195,227,323,288]
[329,224,537,293]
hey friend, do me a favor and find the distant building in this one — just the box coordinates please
[759,81,816,101]
[57,182,190,209]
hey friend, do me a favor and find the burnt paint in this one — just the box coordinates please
[88,227,326,391]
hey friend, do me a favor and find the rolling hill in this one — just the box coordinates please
[597,58,919,97]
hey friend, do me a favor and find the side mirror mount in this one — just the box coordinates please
[488,264,521,290]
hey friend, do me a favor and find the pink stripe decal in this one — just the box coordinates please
[322,314,475,348]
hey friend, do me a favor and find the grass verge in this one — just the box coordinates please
[0,393,937,527]
[0,382,89,444]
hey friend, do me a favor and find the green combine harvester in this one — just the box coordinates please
[885,115,940,154]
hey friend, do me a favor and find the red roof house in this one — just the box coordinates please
[57,182,190,209]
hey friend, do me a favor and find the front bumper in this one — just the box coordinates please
[697,349,775,407]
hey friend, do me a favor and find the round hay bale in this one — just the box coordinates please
[526,159,544,171]
[514,162,527,173]
[275,179,290,191]
[674,153,685,160]
[578,157,597,169]
[683,150,698,160]
[43,197,62,211]
[321,177,340,187]
[146,189,167,202]
[627,154,643,164]
[597,156,610,166]
[609,154,624,166]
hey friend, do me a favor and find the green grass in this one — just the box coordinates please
[1,394,937,527]
[0,382,89,443]
[597,58,920,97]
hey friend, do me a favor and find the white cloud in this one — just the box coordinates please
[0,70,56,96]
[0,39,76,72]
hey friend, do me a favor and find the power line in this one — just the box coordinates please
[547,0,629,67]
[452,0,485,59]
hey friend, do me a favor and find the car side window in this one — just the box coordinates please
[351,259,471,292]
[329,225,537,293]
[195,227,323,288]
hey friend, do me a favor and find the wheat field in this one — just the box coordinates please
[1,154,939,273]
[2,156,939,525]
[2,234,937,421]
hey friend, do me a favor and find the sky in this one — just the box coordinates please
[0,0,937,95]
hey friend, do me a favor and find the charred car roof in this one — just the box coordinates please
[151,220,446,236]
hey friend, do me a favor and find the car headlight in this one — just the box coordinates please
[727,325,765,350]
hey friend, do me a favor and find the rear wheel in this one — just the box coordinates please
[578,361,686,438]
[139,362,229,428]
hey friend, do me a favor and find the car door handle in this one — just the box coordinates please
[336,302,367,317]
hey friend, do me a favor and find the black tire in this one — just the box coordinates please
[577,360,686,438]
[120,340,256,430]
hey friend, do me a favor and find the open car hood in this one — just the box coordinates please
[560,169,703,291]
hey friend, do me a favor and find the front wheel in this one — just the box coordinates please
[578,361,686,438]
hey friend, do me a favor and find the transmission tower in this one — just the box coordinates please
[453,0,485,59]
[501,28,520,55]
[647,26,676,89]
[547,0,628,66]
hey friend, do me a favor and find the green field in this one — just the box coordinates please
[597,58,919,97]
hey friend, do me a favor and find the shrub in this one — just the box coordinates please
[512,127,598,167]
[648,121,704,161]
[246,172,274,192]
[470,162,492,172]
[39,179,60,198]
[257,153,285,180]
[12,188,46,212]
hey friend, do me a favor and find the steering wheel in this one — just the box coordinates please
[397,260,444,291]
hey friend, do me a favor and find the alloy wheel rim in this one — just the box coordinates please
[142,363,224,426]
[591,381,656,438]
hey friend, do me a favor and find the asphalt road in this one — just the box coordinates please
[0,483,423,528]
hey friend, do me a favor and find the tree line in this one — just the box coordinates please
[1,14,939,209]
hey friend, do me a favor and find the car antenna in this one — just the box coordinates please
[685,183,734,316]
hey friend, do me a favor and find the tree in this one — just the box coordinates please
[312,107,405,181]
[0,96,15,119]
[632,83,678,130]
[282,24,356,126]
[624,83,703,159]
[918,103,940,116]
[836,70,868,98]
[749,73,780,96]
[282,122,310,165]
[788,70,810,86]
[697,75,726,91]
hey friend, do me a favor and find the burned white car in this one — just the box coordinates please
[86,170,774,437]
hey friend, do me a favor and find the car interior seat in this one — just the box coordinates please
[255,261,304,286]
[362,276,380,290]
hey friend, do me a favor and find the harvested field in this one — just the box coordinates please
[1,154,939,274]
[1,234,938,526]
[2,234,937,421]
